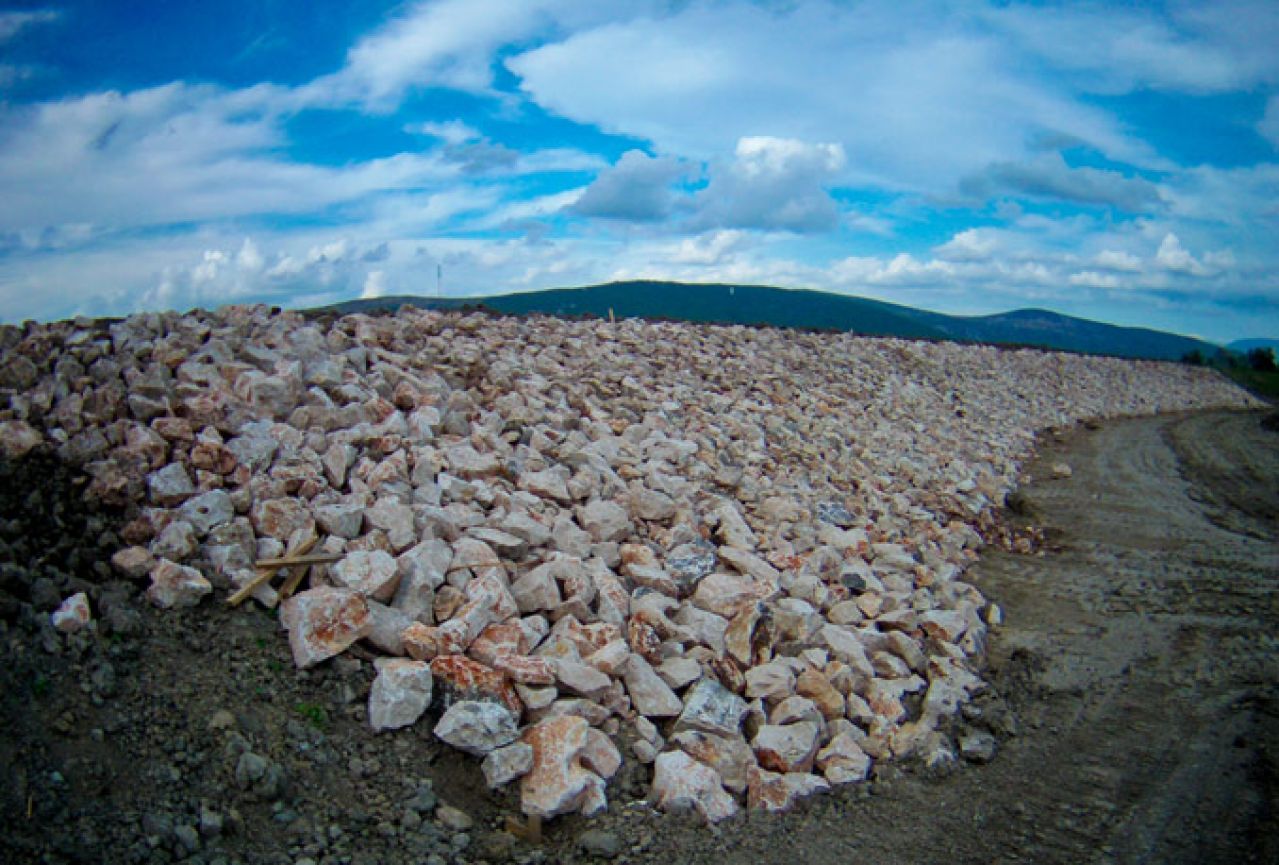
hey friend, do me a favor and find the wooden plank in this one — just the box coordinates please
[254,552,343,568]
[228,536,321,607]
[225,565,280,607]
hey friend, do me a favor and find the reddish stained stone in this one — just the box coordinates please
[430,655,523,717]
[746,764,830,812]
[403,622,441,660]
[626,615,663,665]
[150,416,194,442]
[519,715,596,819]
[282,587,373,669]
[492,653,556,686]
[468,621,529,665]
[190,440,237,474]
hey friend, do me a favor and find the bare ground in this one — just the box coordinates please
[2,409,1276,865]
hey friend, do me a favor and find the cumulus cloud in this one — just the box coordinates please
[936,228,1000,261]
[1094,249,1143,272]
[693,137,846,233]
[1068,271,1123,290]
[361,270,390,299]
[962,152,1162,211]
[1155,233,1208,275]
[572,150,689,221]
[670,230,748,266]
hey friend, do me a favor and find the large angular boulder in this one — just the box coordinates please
[280,587,372,669]
[368,659,433,732]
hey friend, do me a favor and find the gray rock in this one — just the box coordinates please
[815,501,855,527]
[577,499,631,543]
[435,803,473,831]
[623,655,683,718]
[675,678,748,738]
[179,490,234,535]
[226,425,278,471]
[147,463,195,506]
[433,700,519,756]
[151,520,197,561]
[233,751,286,799]
[481,742,534,788]
[959,729,998,763]
[579,828,622,858]
[666,542,716,588]
[405,782,438,814]
[314,501,365,540]
[173,823,200,853]
[368,658,433,731]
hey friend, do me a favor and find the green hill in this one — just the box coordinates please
[316,280,1223,362]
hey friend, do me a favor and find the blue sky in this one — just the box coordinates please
[1,0,1277,342]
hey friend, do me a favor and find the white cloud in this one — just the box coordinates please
[0,78,606,252]
[694,136,846,233]
[0,83,450,231]
[936,228,1000,262]
[304,0,551,106]
[361,270,390,299]
[962,152,1162,211]
[303,0,653,109]
[670,230,748,266]
[984,1,1279,94]
[572,149,689,221]
[406,119,482,143]
[0,9,58,44]
[1155,232,1207,275]
[1069,271,1123,290]
[509,1,1153,191]
[1,0,1275,342]
[236,237,265,272]
[1094,249,1143,272]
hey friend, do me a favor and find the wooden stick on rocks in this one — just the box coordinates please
[276,549,330,603]
[227,536,321,607]
[255,553,343,568]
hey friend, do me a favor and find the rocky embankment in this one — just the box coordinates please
[0,306,1260,823]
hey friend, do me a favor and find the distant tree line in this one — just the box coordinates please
[1184,345,1279,400]
[1182,346,1276,373]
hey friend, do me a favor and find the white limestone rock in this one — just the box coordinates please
[368,658,433,731]
[649,750,738,823]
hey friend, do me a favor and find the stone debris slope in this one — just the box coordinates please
[0,305,1260,822]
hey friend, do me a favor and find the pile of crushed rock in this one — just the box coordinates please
[0,305,1259,823]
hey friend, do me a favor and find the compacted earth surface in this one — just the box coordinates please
[2,406,1275,865]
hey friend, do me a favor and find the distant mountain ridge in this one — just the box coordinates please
[1228,338,1279,353]
[317,280,1227,362]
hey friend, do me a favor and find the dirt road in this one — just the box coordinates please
[2,409,1276,865]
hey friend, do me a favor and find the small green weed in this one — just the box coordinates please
[294,702,328,730]
[31,674,50,697]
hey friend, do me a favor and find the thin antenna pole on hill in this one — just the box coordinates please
[436,264,442,298]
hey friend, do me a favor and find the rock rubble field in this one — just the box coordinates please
[0,305,1261,824]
